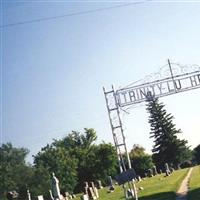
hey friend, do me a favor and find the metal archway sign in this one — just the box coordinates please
[103,60,200,200]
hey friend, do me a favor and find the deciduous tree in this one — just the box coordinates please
[129,144,154,176]
[0,143,32,200]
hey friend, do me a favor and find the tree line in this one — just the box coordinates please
[1,97,199,200]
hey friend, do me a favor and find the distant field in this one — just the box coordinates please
[188,165,200,200]
[75,168,188,200]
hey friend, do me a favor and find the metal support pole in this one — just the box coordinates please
[168,59,177,92]
[103,86,137,200]
[112,85,132,170]
[103,87,123,173]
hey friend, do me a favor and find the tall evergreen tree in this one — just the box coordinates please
[146,97,191,169]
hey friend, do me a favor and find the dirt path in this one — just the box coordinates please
[176,167,193,200]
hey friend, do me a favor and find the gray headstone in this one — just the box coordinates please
[84,187,88,195]
[147,169,153,177]
[164,163,171,176]
[126,189,134,199]
[152,166,158,176]
[51,172,61,199]
[84,182,89,188]
[108,176,113,186]
[108,176,115,191]
[96,180,103,189]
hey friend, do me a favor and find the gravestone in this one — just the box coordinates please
[159,169,163,174]
[84,187,88,195]
[96,180,103,189]
[27,189,31,200]
[136,175,142,182]
[126,188,135,199]
[88,187,97,200]
[170,167,175,173]
[164,163,171,176]
[81,194,89,200]
[49,190,54,200]
[64,192,69,197]
[84,182,89,188]
[90,182,95,190]
[93,187,99,199]
[139,187,144,190]
[83,182,89,195]
[90,182,99,199]
[37,195,44,200]
[6,191,19,200]
[152,165,158,176]
[147,169,153,177]
[60,194,65,200]
[108,176,115,192]
[63,192,69,200]
[51,172,61,200]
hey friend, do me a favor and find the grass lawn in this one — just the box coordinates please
[188,165,200,200]
[74,168,188,200]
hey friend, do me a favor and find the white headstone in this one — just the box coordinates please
[81,194,89,200]
[97,180,103,189]
[49,190,54,200]
[37,195,44,200]
[27,190,31,200]
[94,187,99,198]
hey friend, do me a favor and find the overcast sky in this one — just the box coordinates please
[1,0,200,163]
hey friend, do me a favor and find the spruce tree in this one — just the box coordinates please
[146,97,190,169]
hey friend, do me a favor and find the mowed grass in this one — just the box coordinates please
[188,165,200,200]
[136,168,188,200]
[74,168,188,200]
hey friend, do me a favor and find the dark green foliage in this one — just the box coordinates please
[1,129,118,197]
[34,128,118,193]
[0,143,32,200]
[27,165,52,200]
[34,146,78,194]
[193,144,200,164]
[146,97,191,169]
[180,160,192,168]
[85,143,118,185]
[129,144,154,176]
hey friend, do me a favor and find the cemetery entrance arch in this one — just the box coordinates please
[103,60,200,199]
